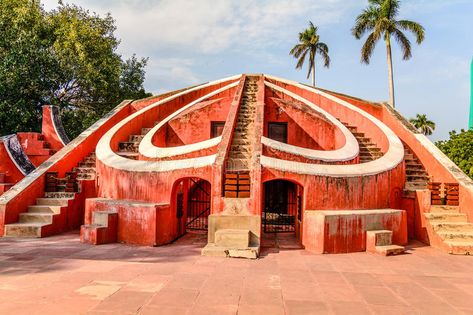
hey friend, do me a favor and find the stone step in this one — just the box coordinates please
[19,212,54,224]
[226,158,249,171]
[407,174,429,181]
[28,205,62,214]
[44,192,76,198]
[425,212,467,222]
[445,240,473,255]
[431,222,473,233]
[437,231,473,241]
[353,132,365,137]
[73,167,96,174]
[36,198,71,206]
[230,145,249,152]
[79,162,95,168]
[367,230,392,247]
[374,245,405,256]
[215,229,250,248]
[406,170,428,177]
[118,142,139,152]
[78,174,96,180]
[129,134,144,142]
[202,244,258,259]
[4,223,49,238]
[231,138,248,145]
[430,205,460,213]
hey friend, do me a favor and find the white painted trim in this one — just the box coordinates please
[96,75,242,172]
[261,75,405,176]
[264,82,359,162]
[139,82,238,158]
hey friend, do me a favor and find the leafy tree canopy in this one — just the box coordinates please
[436,129,473,179]
[0,0,150,139]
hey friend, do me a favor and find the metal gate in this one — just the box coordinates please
[186,178,211,230]
[263,180,297,233]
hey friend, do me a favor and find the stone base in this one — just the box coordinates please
[201,244,259,259]
[374,245,405,256]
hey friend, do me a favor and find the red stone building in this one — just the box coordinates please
[1,74,472,257]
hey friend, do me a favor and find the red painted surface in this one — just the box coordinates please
[41,105,66,151]
[0,140,24,184]
[84,198,172,246]
[303,210,407,253]
[0,101,133,236]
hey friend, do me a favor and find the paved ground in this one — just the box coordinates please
[1,232,473,315]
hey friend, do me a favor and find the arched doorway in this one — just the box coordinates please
[262,179,303,247]
[174,178,211,238]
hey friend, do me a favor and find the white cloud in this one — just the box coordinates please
[42,0,358,56]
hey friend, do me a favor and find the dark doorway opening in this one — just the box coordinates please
[263,180,301,233]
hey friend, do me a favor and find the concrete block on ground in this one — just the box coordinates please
[215,229,250,248]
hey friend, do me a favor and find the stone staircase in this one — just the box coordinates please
[74,152,97,180]
[3,153,96,238]
[366,230,405,256]
[223,77,257,198]
[0,173,13,194]
[4,191,78,237]
[116,128,150,160]
[340,122,383,163]
[425,205,473,255]
[17,132,56,165]
[226,77,257,171]
[404,147,429,191]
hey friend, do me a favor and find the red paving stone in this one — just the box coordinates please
[1,232,473,314]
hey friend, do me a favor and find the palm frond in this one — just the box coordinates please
[352,7,379,39]
[392,29,412,60]
[397,20,425,44]
[360,32,379,64]
[296,49,309,69]
[317,42,330,68]
[306,49,315,79]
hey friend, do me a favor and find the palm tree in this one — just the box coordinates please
[352,0,425,108]
[290,21,330,87]
[410,114,436,136]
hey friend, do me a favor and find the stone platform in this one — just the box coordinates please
[1,232,473,314]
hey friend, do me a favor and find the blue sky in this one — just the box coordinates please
[42,0,473,141]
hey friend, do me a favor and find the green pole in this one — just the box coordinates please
[470,57,473,130]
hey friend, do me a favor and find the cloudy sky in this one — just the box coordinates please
[42,0,473,141]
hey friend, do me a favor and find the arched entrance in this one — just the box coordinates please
[262,179,303,247]
[173,178,211,238]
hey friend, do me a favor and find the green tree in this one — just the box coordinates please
[0,0,150,139]
[436,130,473,179]
[0,0,56,134]
[290,21,330,87]
[409,114,436,136]
[352,0,425,107]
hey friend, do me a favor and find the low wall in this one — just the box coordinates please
[84,198,173,246]
[303,209,407,253]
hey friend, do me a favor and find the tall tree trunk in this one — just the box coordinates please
[312,59,316,87]
[386,35,395,107]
